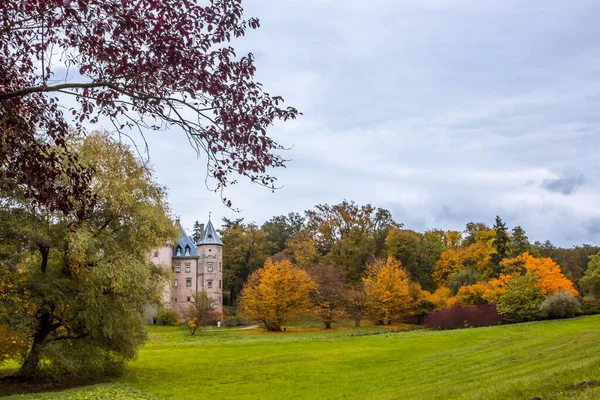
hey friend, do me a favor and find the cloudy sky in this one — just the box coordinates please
[134,0,600,246]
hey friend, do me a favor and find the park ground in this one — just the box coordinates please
[2,315,600,399]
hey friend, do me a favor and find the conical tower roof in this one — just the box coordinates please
[198,219,223,246]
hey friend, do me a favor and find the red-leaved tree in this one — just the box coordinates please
[0,0,298,215]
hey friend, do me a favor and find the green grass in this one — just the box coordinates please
[3,316,600,399]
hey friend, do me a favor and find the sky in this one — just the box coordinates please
[124,0,600,246]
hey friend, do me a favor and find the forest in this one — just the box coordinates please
[209,202,600,330]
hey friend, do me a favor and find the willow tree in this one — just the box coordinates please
[0,133,178,380]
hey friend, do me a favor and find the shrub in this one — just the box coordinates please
[422,305,502,330]
[155,308,180,326]
[539,291,581,319]
[223,316,245,327]
[496,275,545,323]
[580,298,600,315]
[449,269,483,295]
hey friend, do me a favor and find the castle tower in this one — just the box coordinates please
[196,218,223,315]
[170,220,200,317]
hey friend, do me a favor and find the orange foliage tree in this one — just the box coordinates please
[363,257,412,325]
[238,259,315,331]
[501,252,577,296]
[433,242,492,286]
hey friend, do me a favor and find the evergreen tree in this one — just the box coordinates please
[491,216,510,275]
[192,220,203,244]
[510,226,530,256]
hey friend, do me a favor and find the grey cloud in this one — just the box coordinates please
[541,175,585,195]
[86,0,600,248]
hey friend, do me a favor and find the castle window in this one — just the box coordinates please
[175,298,177,302]
[186,278,192,287]
[219,262,222,272]
[153,251,159,258]
[175,264,181,273]
[207,263,213,272]
[219,280,221,289]
[185,263,191,273]
[173,279,178,288]
[185,246,190,256]
[207,280,213,289]
[176,246,182,256]
[187,296,191,302]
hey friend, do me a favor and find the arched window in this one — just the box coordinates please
[184,246,191,256]
[175,246,182,256]
[153,250,159,258]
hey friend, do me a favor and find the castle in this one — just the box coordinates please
[150,218,223,320]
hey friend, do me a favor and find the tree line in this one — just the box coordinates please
[218,209,600,330]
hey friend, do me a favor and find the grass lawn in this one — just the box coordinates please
[3,316,600,399]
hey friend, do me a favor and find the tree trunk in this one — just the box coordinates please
[17,311,52,380]
[17,246,53,380]
[324,321,332,329]
[354,311,362,327]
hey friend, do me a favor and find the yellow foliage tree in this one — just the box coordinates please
[287,231,319,270]
[455,282,489,305]
[363,257,412,324]
[238,258,315,331]
[433,242,492,286]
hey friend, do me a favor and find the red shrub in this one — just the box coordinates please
[422,305,502,330]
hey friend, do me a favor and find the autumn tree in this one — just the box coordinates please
[580,252,600,299]
[219,222,275,304]
[363,257,412,325]
[305,201,400,281]
[433,242,492,286]
[1,0,299,214]
[184,291,220,335]
[308,264,349,329]
[238,259,314,331]
[463,222,490,246]
[286,230,320,270]
[0,133,178,380]
[501,252,578,297]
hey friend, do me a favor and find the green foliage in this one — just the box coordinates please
[491,216,510,272]
[305,201,400,282]
[448,269,483,295]
[538,291,581,319]
[261,213,305,253]
[510,226,530,256]
[580,252,600,299]
[155,308,180,326]
[192,221,203,244]
[416,231,445,291]
[497,275,545,322]
[462,222,490,246]
[0,133,178,380]
[385,229,420,281]
[580,298,600,315]
[219,222,275,304]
